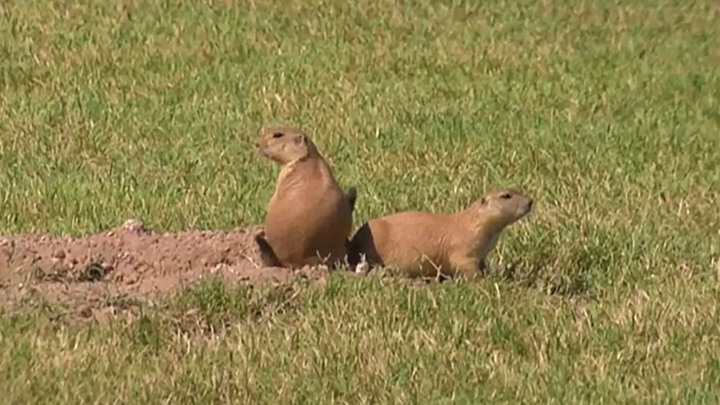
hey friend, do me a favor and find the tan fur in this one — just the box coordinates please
[348,189,533,279]
[255,127,353,268]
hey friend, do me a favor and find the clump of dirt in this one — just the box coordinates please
[0,219,328,316]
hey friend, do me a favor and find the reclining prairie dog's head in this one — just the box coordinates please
[468,189,534,229]
[255,127,320,165]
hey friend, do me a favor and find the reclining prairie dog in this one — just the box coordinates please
[254,126,355,269]
[347,189,533,280]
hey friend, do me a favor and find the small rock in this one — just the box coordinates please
[122,219,148,234]
[355,255,370,274]
[355,262,369,274]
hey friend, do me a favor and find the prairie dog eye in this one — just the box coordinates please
[273,132,284,138]
[500,193,512,199]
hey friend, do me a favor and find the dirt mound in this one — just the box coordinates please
[0,220,329,315]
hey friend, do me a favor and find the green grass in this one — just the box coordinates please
[1,0,719,402]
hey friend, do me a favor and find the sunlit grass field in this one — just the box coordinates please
[1,0,719,402]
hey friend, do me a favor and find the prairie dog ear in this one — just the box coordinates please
[294,134,306,146]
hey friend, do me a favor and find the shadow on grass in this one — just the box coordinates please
[499,233,617,298]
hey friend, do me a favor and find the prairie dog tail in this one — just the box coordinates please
[255,233,283,267]
[345,187,357,213]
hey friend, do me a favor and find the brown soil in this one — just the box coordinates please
[0,219,333,318]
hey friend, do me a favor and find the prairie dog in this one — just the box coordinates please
[347,189,533,279]
[254,127,354,268]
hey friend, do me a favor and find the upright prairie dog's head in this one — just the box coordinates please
[255,127,320,165]
[468,189,534,230]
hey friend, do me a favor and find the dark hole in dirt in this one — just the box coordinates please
[80,262,107,282]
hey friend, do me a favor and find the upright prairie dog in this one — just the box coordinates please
[347,189,533,279]
[254,126,355,268]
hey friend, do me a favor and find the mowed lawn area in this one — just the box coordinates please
[1,0,719,403]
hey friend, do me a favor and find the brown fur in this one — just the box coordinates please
[347,189,533,279]
[254,127,354,268]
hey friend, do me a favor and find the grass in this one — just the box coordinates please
[1,0,719,402]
